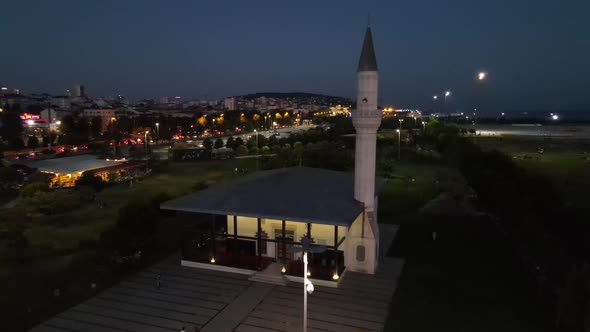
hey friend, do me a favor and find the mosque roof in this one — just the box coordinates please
[161,167,387,227]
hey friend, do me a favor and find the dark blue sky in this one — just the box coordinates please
[2,0,589,111]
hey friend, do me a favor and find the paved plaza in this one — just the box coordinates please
[31,225,403,332]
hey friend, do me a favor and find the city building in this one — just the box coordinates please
[160,23,383,284]
[223,97,236,111]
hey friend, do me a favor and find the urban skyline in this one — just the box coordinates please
[2,0,589,111]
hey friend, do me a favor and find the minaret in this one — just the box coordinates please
[353,22,381,211]
[345,21,382,274]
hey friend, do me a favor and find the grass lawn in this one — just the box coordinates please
[378,162,465,224]
[475,136,590,209]
[385,215,553,332]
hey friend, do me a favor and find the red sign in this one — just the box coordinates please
[20,113,40,120]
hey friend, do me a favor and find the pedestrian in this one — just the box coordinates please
[156,274,161,289]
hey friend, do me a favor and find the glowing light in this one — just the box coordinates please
[478,72,486,80]
[56,120,61,125]
[433,95,438,100]
[210,257,216,263]
[27,120,35,125]
[445,91,451,97]
[281,266,286,273]
[552,114,559,120]
[306,280,314,294]
[306,271,311,277]
[332,273,340,280]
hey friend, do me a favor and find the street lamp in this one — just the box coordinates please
[478,71,486,81]
[396,129,401,160]
[155,122,159,138]
[144,131,149,154]
[444,91,451,111]
[254,129,258,148]
[289,237,326,332]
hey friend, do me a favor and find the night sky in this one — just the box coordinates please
[2,0,589,111]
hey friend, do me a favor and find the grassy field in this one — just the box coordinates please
[378,162,466,224]
[475,136,590,209]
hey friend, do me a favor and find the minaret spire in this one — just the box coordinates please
[357,21,378,72]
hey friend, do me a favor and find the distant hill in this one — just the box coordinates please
[239,92,352,105]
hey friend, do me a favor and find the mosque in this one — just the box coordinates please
[161,23,383,285]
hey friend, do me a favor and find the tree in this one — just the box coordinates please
[9,137,24,150]
[203,138,212,149]
[0,112,24,146]
[27,136,39,149]
[214,138,224,149]
[233,137,244,149]
[293,141,304,166]
[0,166,24,192]
[236,145,249,156]
[246,137,257,150]
[257,135,268,148]
[75,170,105,192]
[268,135,279,147]
[90,117,103,137]
[20,182,50,198]
[225,136,234,148]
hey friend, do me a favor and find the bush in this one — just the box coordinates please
[236,145,249,156]
[261,145,271,154]
[76,170,105,192]
[20,182,49,198]
[250,146,259,155]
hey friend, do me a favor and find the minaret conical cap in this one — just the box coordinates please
[357,25,378,72]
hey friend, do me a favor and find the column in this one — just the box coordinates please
[334,225,339,274]
[282,220,286,265]
[233,215,238,256]
[257,218,262,268]
[210,215,216,260]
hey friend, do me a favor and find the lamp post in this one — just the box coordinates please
[155,122,159,142]
[396,129,401,160]
[144,131,149,154]
[444,91,451,112]
[290,237,326,332]
[254,129,258,148]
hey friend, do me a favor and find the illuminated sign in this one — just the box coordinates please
[20,113,41,120]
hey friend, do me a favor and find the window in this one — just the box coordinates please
[356,245,365,262]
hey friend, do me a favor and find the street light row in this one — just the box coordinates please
[432,71,487,103]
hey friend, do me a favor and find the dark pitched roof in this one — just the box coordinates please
[161,167,387,226]
[357,26,378,72]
